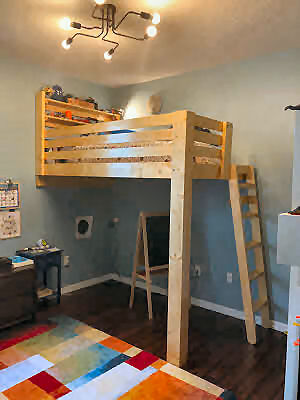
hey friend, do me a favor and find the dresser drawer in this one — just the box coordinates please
[0,294,36,326]
[0,268,35,299]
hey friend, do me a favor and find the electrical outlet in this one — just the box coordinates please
[64,256,70,267]
[227,272,233,284]
[195,264,201,277]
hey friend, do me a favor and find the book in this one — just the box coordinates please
[9,256,34,269]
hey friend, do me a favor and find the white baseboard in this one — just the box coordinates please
[62,274,114,294]
[62,273,288,333]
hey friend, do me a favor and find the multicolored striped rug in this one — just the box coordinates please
[0,316,236,399]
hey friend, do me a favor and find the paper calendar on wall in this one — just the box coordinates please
[0,183,20,210]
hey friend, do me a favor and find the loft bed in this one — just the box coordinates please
[35,91,233,367]
[36,111,232,182]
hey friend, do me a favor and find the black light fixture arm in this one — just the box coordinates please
[61,2,159,59]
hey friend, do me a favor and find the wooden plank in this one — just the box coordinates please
[35,91,45,175]
[167,113,193,367]
[253,297,268,313]
[46,98,117,121]
[46,111,185,138]
[141,214,153,320]
[247,165,271,328]
[242,211,258,219]
[190,112,224,132]
[130,215,143,309]
[46,116,88,126]
[236,165,251,176]
[192,145,222,159]
[245,240,261,250]
[240,195,257,205]
[220,122,233,180]
[35,175,113,188]
[44,145,172,161]
[239,183,256,189]
[249,269,264,281]
[193,129,223,146]
[46,103,104,121]
[192,164,220,180]
[45,130,174,145]
[229,165,257,344]
[44,162,171,179]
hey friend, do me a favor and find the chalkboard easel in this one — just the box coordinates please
[129,211,170,320]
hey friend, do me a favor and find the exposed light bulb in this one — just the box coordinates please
[59,17,72,31]
[95,0,105,4]
[61,38,72,50]
[146,25,157,38]
[152,13,160,25]
[104,49,114,61]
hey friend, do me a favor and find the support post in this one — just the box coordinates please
[35,91,45,180]
[167,111,193,367]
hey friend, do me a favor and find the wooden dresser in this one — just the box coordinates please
[0,266,37,329]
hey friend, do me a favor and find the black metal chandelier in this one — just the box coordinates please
[60,0,160,61]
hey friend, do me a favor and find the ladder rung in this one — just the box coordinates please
[249,269,264,281]
[239,183,256,189]
[240,196,257,205]
[246,240,261,250]
[253,297,268,313]
[242,211,258,219]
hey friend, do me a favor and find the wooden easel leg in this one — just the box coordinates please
[167,173,193,367]
[145,272,153,320]
[129,217,142,309]
[129,263,137,309]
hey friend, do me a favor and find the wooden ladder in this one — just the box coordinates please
[229,164,271,344]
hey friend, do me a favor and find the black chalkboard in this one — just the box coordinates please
[145,215,170,267]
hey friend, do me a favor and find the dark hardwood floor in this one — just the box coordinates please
[0,280,286,399]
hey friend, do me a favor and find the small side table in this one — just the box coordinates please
[16,248,63,304]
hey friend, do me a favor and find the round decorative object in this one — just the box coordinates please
[147,95,162,114]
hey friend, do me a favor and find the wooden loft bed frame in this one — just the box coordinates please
[35,90,270,368]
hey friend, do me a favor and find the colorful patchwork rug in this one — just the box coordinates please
[0,316,236,399]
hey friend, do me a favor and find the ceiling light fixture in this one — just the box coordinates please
[60,2,160,60]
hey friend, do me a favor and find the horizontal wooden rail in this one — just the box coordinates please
[45,145,172,161]
[190,113,224,132]
[45,112,183,138]
[193,145,222,159]
[193,129,223,146]
[44,162,172,179]
[44,130,174,147]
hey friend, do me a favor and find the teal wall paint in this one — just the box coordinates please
[112,49,300,323]
[0,55,115,286]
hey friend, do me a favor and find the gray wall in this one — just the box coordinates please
[112,49,300,324]
[0,55,115,286]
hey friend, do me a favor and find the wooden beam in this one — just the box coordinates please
[192,163,220,179]
[167,111,193,367]
[44,162,171,179]
[248,166,271,329]
[220,122,233,180]
[36,175,113,188]
[46,111,187,138]
[45,130,174,144]
[193,129,223,146]
[35,91,45,175]
[44,144,172,161]
[229,165,257,344]
[192,145,222,159]
[191,113,224,132]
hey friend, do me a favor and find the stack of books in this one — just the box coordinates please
[8,256,34,270]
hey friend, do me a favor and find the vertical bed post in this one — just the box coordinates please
[167,111,193,367]
[35,90,45,186]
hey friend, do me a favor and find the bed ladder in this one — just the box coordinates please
[229,164,271,344]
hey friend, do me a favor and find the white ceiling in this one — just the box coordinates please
[1,0,300,87]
